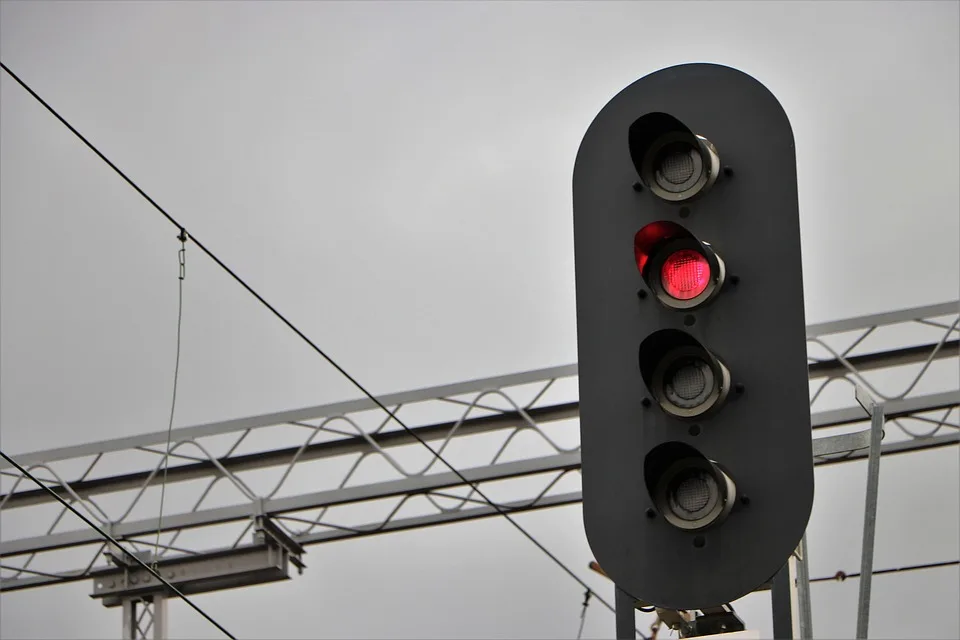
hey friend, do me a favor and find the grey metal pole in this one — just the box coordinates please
[796,534,814,639]
[855,387,885,640]
[770,563,794,639]
[615,585,636,639]
[152,594,168,640]
[122,598,136,640]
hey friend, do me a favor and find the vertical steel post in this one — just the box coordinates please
[615,585,636,639]
[855,385,885,640]
[122,598,136,640]
[796,534,814,639]
[770,563,794,639]
[152,594,168,640]
[788,553,802,639]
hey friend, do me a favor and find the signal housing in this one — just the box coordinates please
[573,63,813,610]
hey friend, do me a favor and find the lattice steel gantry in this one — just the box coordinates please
[1,301,957,638]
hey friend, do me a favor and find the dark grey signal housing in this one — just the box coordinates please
[572,63,813,610]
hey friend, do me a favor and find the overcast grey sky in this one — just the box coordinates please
[1,1,958,638]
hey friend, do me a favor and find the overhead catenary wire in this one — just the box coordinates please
[0,60,641,633]
[0,449,237,640]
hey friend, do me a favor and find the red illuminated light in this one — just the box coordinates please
[661,250,710,300]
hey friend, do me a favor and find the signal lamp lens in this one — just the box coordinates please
[646,343,731,419]
[670,468,719,521]
[652,457,736,531]
[653,143,701,194]
[661,250,710,300]
[663,357,714,410]
[630,118,721,203]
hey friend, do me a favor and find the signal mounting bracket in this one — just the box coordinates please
[655,604,745,638]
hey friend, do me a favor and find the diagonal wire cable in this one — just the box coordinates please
[0,60,637,631]
[810,559,959,584]
[0,449,236,639]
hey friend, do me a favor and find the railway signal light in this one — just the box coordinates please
[573,63,814,610]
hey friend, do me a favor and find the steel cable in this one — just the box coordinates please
[0,60,640,634]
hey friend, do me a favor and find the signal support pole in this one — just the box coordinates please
[774,384,887,640]
[615,585,637,639]
[854,385,885,640]
[770,562,795,639]
[795,534,813,638]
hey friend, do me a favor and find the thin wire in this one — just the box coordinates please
[153,231,187,570]
[0,449,236,640]
[0,60,632,628]
[577,589,591,640]
[810,559,959,583]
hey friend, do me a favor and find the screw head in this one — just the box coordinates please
[632,181,644,192]
[641,398,652,408]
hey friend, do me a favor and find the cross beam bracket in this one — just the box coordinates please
[90,516,305,607]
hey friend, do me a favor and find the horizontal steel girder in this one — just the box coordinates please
[0,453,584,557]
[2,433,957,592]
[92,543,295,607]
[1,430,956,562]
[3,387,956,512]
[1,403,580,510]
[2,301,956,474]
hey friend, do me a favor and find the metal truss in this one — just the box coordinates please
[121,594,167,640]
[1,301,957,594]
